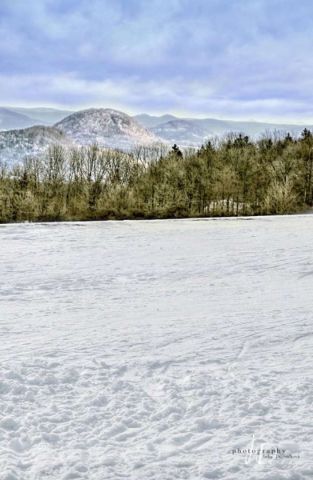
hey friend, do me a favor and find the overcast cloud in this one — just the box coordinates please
[0,0,313,121]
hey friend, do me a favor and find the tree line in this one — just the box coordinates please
[1,129,313,222]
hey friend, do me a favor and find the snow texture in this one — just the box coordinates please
[0,216,313,479]
[0,126,74,164]
[55,108,159,149]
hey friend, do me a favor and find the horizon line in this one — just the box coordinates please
[2,104,313,126]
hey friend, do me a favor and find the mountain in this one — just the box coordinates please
[0,108,160,164]
[136,114,313,147]
[55,108,159,149]
[152,119,209,145]
[0,107,73,130]
[193,118,313,138]
[133,113,177,129]
[2,106,313,164]
[0,108,39,131]
[0,126,73,164]
[9,107,73,125]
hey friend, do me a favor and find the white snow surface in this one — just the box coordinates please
[0,216,313,480]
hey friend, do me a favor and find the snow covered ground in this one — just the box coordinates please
[0,216,313,480]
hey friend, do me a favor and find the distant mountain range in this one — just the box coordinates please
[0,109,158,163]
[133,113,177,129]
[1,106,313,164]
[9,107,73,125]
[0,107,73,131]
[0,108,40,131]
[134,114,313,146]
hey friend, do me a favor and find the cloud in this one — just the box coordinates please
[1,72,312,123]
[1,0,313,121]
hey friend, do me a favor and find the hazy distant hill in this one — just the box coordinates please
[0,107,72,130]
[135,114,313,146]
[9,107,73,125]
[151,119,209,145]
[0,108,38,131]
[134,113,177,129]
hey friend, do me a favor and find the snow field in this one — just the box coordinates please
[0,217,313,479]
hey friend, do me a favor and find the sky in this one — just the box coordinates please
[1,0,313,122]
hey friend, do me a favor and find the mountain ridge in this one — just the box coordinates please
[0,108,160,164]
[1,106,313,164]
[0,107,40,131]
[138,114,313,146]
[10,107,73,125]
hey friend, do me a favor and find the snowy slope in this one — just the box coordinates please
[55,108,159,149]
[0,126,73,164]
[0,216,313,479]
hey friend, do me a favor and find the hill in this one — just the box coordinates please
[55,108,159,149]
[0,126,73,164]
[0,108,38,131]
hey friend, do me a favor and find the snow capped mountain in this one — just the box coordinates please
[0,109,160,164]
[2,106,313,164]
[55,108,159,149]
[0,126,73,164]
